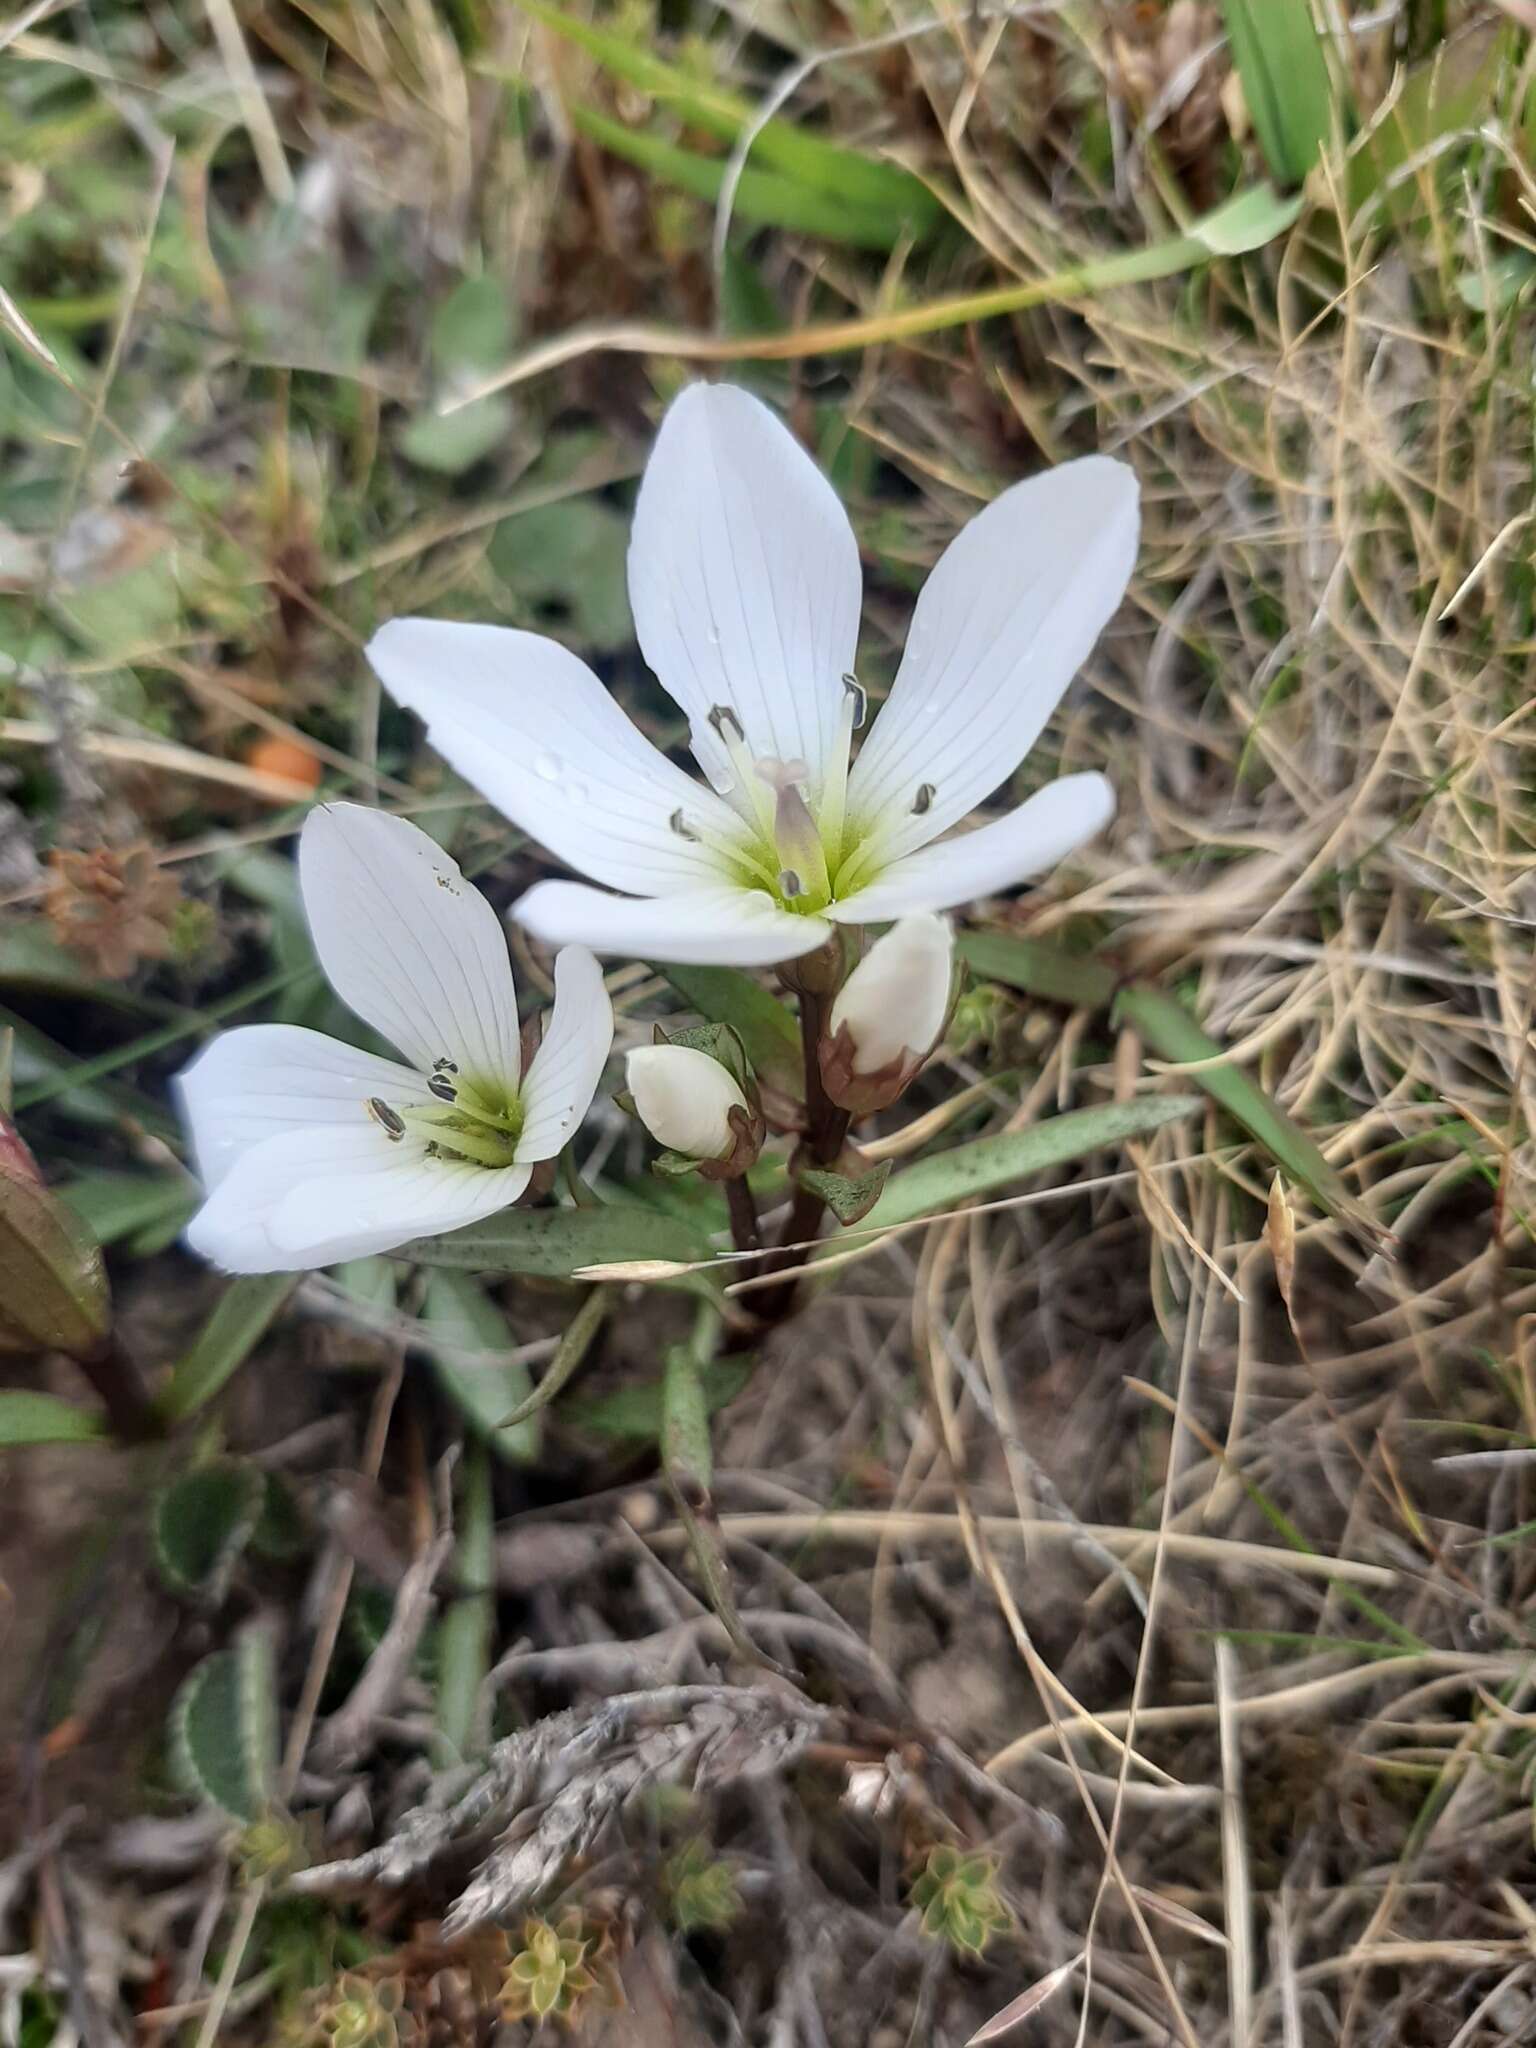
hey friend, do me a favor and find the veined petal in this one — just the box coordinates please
[846,456,1137,860]
[177,1024,433,1192]
[628,384,862,799]
[185,1123,529,1273]
[368,619,740,895]
[514,878,831,966]
[299,804,522,1088]
[515,945,614,1164]
[827,773,1114,923]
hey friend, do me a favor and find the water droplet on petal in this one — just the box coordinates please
[706,623,722,647]
[534,748,562,782]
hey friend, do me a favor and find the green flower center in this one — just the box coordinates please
[369,1065,523,1170]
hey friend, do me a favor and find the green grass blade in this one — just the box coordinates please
[508,7,942,233]
[436,1439,494,1761]
[422,1269,540,1464]
[959,932,1367,1227]
[0,1389,107,1445]
[158,1275,296,1424]
[1221,0,1340,186]
[571,107,922,250]
[864,1095,1203,1232]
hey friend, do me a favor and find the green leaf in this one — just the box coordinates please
[153,1458,266,1601]
[489,497,631,651]
[861,1096,1204,1233]
[798,1160,892,1225]
[958,931,1366,1227]
[1220,0,1340,186]
[436,1440,493,1761]
[1187,183,1306,256]
[398,393,514,476]
[58,1171,196,1253]
[170,1629,278,1823]
[571,107,919,251]
[421,1270,539,1464]
[659,965,802,1097]
[0,1389,106,1445]
[157,1275,296,1425]
[1345,20,1506,221]
[400,1201,712,1280]
[567,1356,754,1442]
[507,8,942,235]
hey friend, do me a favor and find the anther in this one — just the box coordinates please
[432,1057,458,1075]
[669,807,700,841]
[841,673,868,728]
[427,1074,458,1103]
[778,868,804,900]
[912,782,935,816]
[367,1097,406,1140]
[707,704,745,744]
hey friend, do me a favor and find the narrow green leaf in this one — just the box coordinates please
[436,1440,494,1761]
[0,1389,106,1445]
[798,1160,892,1225]
[400,1201,711,1279]
[958,932,1366,1226]
[157,1275,296,1424]
[1345,19,1505,221]
[862,1096,1203,1233]
[421,1270,539,1464]
[153,1458,266,1601]
[507,7,941,231]
[490,1286,609,1432]
[170,1629,278,1823]
[659,965,802,1097]
[572,108,915,251]
[59,1171,196,1252]
[1220,0,1340,186]
[1111,984,1365,1226]
[567,1356,754,1441]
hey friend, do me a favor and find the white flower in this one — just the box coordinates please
[177,804,613,1273]
[624,1044,747,1161]
[366,383,1137,968]
[831,913,954,1074]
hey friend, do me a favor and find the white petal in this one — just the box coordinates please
[628,383,862,797]
[185,1123,529,1273]
[515,945,614,1163]
[299,803,521,1087]
[831,913,953,1071]
[846,456,1137,860]
[626,1044,746,1160]
[368,619,740,895]
[514,878,832,967]
[177,1024,432,1192]
[827,773,1114,923]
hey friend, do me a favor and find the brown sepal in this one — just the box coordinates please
[696,1101,765,1182]
[817,1019,926,1118]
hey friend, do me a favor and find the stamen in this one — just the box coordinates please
[912,782,935,815]
[759,758,829,907]
[778,868,804,900]
[669,807,701,842]
[427,1074,458,1103]
[367,1097,406,1140]
[433,1057,459,1075]
[708,702,776,838]
[841,672,868,728]
[816,675,861,881]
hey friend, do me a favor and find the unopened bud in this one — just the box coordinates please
[0,1114,110,1357]
[821,914,955,1115]
[626,1046,750,1165]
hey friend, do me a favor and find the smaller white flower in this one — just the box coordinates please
[625,1045,747,1162]
[831,913,955,1075]
[177,804,613,1274]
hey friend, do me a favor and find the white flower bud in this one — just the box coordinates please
[831,913,954,1074]
[625,1045,749,1160]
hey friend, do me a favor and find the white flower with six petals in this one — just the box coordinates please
[177,804,613,1273]
[367,383,1138,967]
